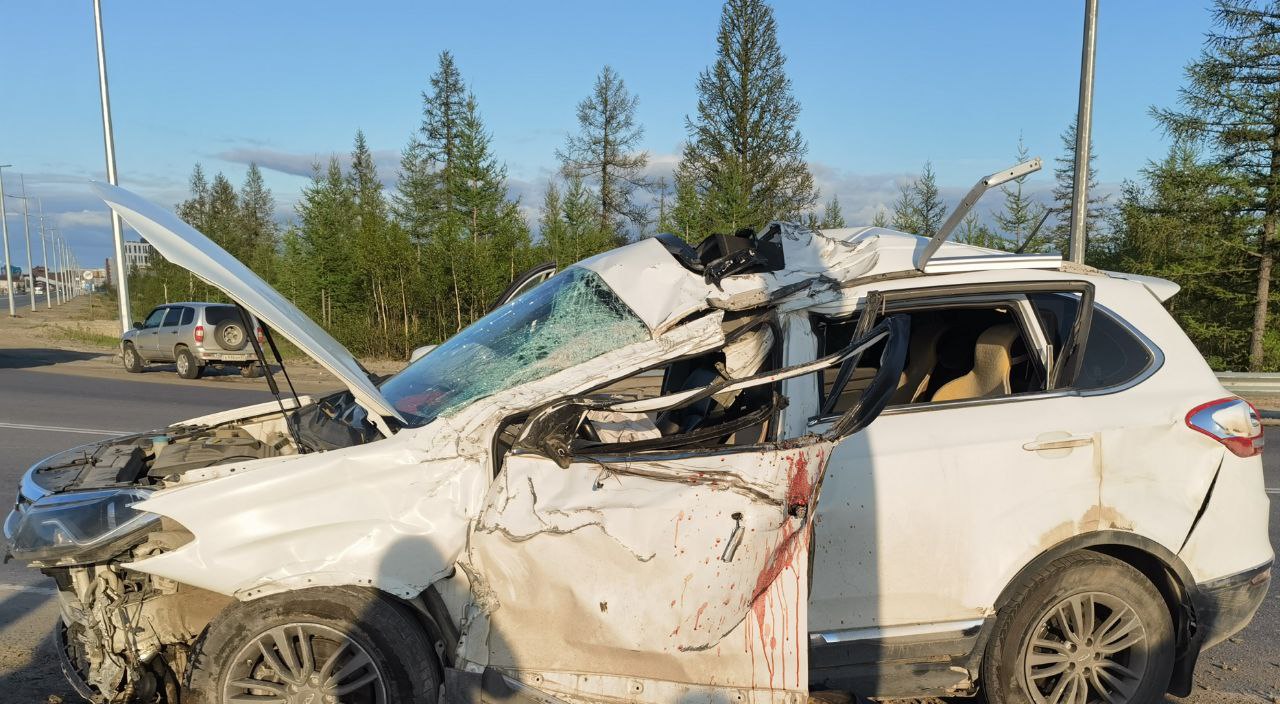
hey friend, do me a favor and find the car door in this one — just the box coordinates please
[137,307,168,360]
[155,306,184,360]
[460,316,906,702]
[797,282,1104,692]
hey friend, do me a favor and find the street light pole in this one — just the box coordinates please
[1068,0,1099,264]
[0,165,15,317]
[93,0,130,330]
[19,175,35,312]
[53,231,64,305]
[37,198,50,309]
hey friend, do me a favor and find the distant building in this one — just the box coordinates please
[124,240,154,271]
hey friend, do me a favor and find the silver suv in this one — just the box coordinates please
[120,302,264,379]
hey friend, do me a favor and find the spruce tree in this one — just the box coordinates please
[675,0,816,236]
[558,65,652,239]
[1153,0,1280,370]
[1049,118,1105,255]
[994,136,1048,250]
[819,195,846,228]
[890,163,944,236]
[239,163,279,277]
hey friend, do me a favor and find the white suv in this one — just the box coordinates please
[3,180,1270,704]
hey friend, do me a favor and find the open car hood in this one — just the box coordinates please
[93,182,405,424]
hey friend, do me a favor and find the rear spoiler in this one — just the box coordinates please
[1104,271,1180,302]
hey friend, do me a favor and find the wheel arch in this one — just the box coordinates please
[988,530,1202,696]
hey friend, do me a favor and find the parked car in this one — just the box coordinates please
[34,283,45,296]
[3,179,1270,704]
[121,302,265,379]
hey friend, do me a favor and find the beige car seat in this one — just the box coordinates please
[890,321,951,405]
[931,324,1020,402]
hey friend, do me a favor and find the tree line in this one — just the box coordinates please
[130,0,1280,371]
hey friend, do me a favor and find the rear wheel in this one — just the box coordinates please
[175,347,204,379]
[982,551,1173,704]
[241,361,265,378]
[186,587,439,704]
[122,343,144,373]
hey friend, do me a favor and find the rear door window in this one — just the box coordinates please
[179,306,195,325]
[1028,293,1155,390]
[161,307,183,327]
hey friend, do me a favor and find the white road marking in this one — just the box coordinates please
[0,421,129,436]
[1267,487,1280,495]
[0,583,58,596]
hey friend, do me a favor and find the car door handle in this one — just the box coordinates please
[1022,433,1093,452]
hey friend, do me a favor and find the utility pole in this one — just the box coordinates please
[37,198,50,309]
[53,231,63,305]
[19,176,35,312]
[94,0,131,330]
[1068,0,1099,264]
[0,164,15,317]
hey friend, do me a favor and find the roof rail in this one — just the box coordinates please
[915,157,1043,272]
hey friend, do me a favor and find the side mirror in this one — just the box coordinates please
[409,344,437,363]
[132,321,142,329]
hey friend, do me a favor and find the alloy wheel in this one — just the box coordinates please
[176,354,189,375]
[1022,591,1149,704]
[223,623,386,704]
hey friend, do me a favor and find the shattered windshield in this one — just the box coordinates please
[381,267,649,427]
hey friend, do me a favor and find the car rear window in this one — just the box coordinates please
[203,305,242,325]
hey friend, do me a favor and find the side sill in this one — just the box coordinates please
[809,618,992,698]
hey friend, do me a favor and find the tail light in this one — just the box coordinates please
[256,326,264,344]
[1186,397,1264,457]
[193,325,204,344]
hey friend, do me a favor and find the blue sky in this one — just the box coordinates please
[0,1,1212,268]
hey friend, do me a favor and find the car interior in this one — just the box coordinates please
[815,306,1045,416]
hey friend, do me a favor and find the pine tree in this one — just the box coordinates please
[1049,118,1105,255]
[819,194,846,229]
[675,0,816,236]
[955,212,1007,250]
[239,163,279,278]
[871,209,890,228]
[890,163,945,236]
[994,136,1048,250]
[1106,143,1253,368]
[1153,0,1280,370]
[395,50,468,246]
[558,65,652,240]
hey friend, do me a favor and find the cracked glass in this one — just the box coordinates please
[382,267,649,427]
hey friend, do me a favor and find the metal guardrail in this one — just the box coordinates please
[1215,371,1280,396]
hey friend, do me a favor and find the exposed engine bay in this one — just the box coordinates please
[4,406,324,702]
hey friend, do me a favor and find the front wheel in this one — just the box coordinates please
[186,587,439,704]
[122,343,144,373]
[982,551,1174,704]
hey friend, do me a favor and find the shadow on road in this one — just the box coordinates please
[0,349,106,371]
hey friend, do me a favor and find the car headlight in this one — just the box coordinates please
[6,488,159,565]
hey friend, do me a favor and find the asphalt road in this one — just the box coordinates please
[0,364,1275,702]
[2,291,63,314]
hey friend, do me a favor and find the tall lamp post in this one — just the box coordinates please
[37,198,51,309]
[94,0,131,331]
[0,164,15,317]
[18,175,36,312]
[1068,0,1099,264]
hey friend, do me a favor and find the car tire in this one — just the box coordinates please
[122,343,144,373]
[240,361,264,378]
[982,551,1174,704]
[175,347,203,380]
[186,586,439,704]
[214,318,249,351]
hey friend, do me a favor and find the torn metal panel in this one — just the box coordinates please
[459,442,832,696]
[125,313,728,601]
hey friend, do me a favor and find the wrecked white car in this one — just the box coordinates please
[4,162,1272,704]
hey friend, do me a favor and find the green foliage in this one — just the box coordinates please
[993,135,1048,251]
[1152,0,1280,370]
[890,163,945,236]
[558,66,652,239]
[1046,118,1106,255]
[674,0,817,238]
[818,195,846,229]
[955,212,1007,250]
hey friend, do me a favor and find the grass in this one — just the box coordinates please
[46,325,120,349]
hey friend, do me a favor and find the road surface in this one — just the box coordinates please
[0,363,1275,702]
